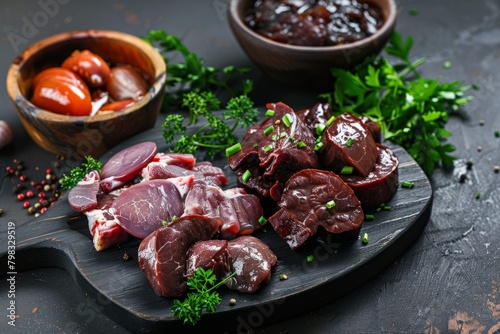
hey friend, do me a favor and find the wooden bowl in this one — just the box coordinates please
[6,30,166,160]
[227,0,397,90]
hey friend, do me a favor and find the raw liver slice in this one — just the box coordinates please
[68,170,100,212]
[186,239,231,281]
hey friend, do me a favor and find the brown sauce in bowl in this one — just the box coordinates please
[245,0,384,47]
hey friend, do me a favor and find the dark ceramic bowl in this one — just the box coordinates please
[227,0,397,89]
[6,30,166,160]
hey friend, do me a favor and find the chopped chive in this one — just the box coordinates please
[297,141,306,148]
[381,204,392,211]
[282,113,293,127]
[314,142,324,151]
[326,116,336,126]
[346,137,354,147]
[162,220,168,226]
[472,83,480,90]
[226,143,242,157]
[495,131,500,138]
[242,170,251,183]
[263,145,273,153]
[289,137,296,142]
[340,166,354,174]
[258,216,268,225]
[443,61,452,69]
[408,8,418,15]
[306,255,314,263]
[272,134,278,141]
[365,214,374,221]
[325,200,336,209]
[264,125,274,135]
[316,123,326,136]
[475,192,480,199]
[280,132,286,138]
[265,109,275,117]
[361,233,369,244]
[401,181,415,189]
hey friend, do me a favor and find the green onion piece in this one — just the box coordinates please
[381,204,392,211]
[306,255,314,263]
[272,134,278,141]
[401,181,415,189]
[340,166,354,174]
[162,220,168,226]
[264,125,274,135]
[495,130,500,138]
[365,214,374,221]
[280,132,286,138]
[475,192,481,199]
[361,233,369,244]
[242,170,251,183]
[314,142,324,151]
[289,137,296,142]
[443,61,452,69]
[258,216,267,225]
[226,143,242,157]
[263,145,273,153]
[282,114,293,127]
[265,109,275,117]
[316,123,326,136]
[326,116,336,127]
[346,137,354,147]
[325,200,336,209]
[297,141,306,148]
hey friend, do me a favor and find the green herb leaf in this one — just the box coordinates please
[60,156,103,189]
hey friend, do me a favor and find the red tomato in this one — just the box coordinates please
[33,67,88,91]
[31,77,92,116]
[105,65,149,101]
[62,50,111,88]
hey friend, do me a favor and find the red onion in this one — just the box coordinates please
[0,120,14,149]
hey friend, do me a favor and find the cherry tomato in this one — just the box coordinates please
[33,67,88,92]
[99,99,135,112]
[31,77,92,116]
[62,50,111,88]
[105,65,149,101]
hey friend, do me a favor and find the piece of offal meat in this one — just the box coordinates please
[84,193,128,251]
[319,113,378,177]
[111,179,185,239]
[183,180,264,239]
[226,236,277,293]
[100,141,157,193]
[340,144,399,210]
[296,102,334,134]
[186,239,231,281]
[68,170,100,212]
[138,214,221,297]
[228,101,320,201]
[269,169,364,250]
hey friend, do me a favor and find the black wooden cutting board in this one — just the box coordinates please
[0,125,432,333]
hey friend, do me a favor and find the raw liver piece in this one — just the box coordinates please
[111,179,184,239]
[186,239,231,281]
[296,102,334,134]
[340,144,399,210]
[137,214,220,297]
[269,168,364,250]
[226,236,277,293]
[320,113,378,177]
[228,101,320,201]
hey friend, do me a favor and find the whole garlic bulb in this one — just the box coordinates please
[0,120,14,149]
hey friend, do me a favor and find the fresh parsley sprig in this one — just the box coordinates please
[162,91,258,159]
[60,156,103,189]
[171,268,236,326]
[143,29,253,111]
[321,31,472,176]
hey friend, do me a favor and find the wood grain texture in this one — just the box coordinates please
[0,124,432,333]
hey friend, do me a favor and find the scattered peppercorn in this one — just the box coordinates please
[459,174,467,183]
[466,161,474,170]
[122,252,131,261]
[477,146,482,152]
[280,274,288,281]
[494,165,499,173]
[229,298,237,306]
[479,119,485,126]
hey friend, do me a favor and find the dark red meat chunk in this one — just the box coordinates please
[186,239,231,281]
[340,144,399,210]
[228,101,320,201]
[319,113,378,177]
[296,102,334,135]
[137,214,221,297]
[225,236,277,293]
[68,170,100,212]
[269,169,364,250]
